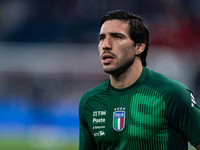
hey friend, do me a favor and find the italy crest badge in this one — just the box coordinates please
[113,108,125,131]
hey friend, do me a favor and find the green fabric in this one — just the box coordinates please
[79,67,200,150]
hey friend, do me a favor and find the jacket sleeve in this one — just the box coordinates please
[79,97,97,150]
[167,86,200,147]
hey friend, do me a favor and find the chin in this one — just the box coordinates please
[103,68,115,74]
[103,67,118,75]
[103,65,129,77]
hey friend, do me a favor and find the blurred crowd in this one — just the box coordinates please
[0,70,105,126]
[0,0,199,48]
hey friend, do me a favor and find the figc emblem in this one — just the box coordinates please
[113,108,125,131]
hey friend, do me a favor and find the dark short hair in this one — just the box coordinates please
[100,10,149,67]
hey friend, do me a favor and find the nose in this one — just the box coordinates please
[102,37,112,51]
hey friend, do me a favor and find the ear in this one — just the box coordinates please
[135,43,146,55]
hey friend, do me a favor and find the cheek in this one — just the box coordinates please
[98,44,102,55]
[120,45,135,56]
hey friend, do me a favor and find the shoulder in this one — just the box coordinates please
[144,68,189,95]
[144,68,193,106]
[79,79,109,121]
[80,79,109,105]
[144,68,198,124]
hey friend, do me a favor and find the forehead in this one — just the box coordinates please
[100,19,130,35]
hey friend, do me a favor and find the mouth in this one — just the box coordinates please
[102,54,115,64]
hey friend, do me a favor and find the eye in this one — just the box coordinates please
[114,36,122,39]
[98,36,105,41]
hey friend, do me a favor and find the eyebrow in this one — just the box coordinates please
[98,33,105,39]
[98,32,126,38]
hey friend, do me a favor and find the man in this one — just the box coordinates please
[79,10,200,150]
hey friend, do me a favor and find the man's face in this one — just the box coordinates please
[98,19,136,76]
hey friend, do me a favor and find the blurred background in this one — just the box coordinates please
[0,0,199,149]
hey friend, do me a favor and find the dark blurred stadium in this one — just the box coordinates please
[0,0,199,149]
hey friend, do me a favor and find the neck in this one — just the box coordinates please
[110,57,143,89]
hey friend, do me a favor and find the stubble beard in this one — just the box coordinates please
[102,54,135,78]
